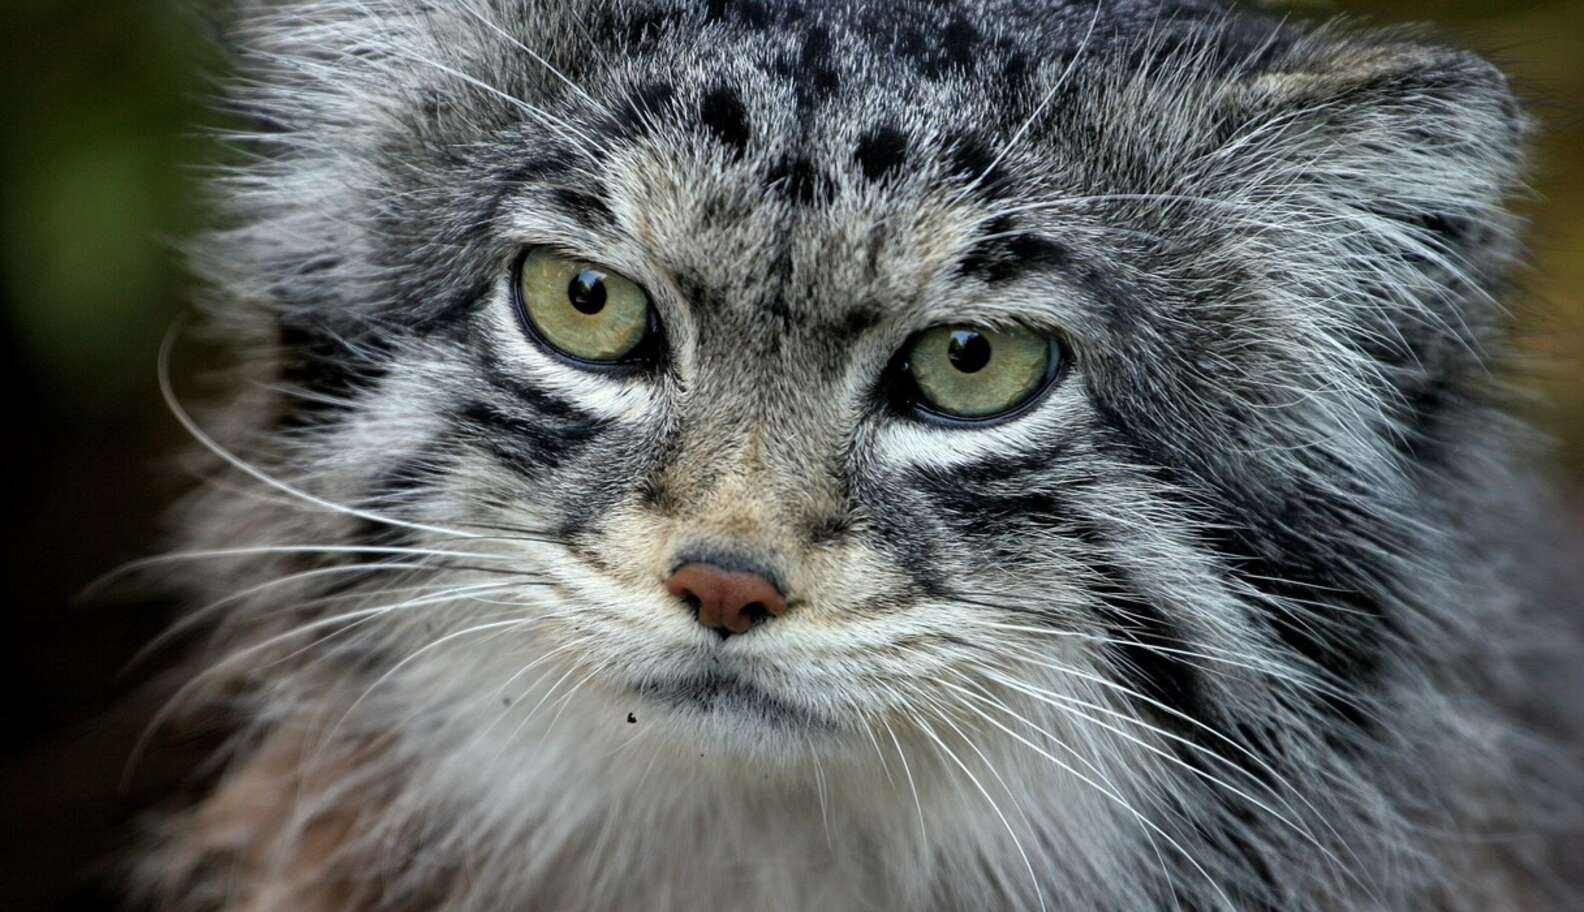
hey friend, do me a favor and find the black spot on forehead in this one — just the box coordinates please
[860,6,999,80]
[765,155,831,206]
[797,24,841,108]
[1000,51,1032,87]
[945,133,1011,199]
[698,84,751,157]
[940,15,982,73]
[958,219,1073,284]
[854,125,909,182]
[838,305,883,336]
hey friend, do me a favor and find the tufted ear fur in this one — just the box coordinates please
[1224,32,1528,357]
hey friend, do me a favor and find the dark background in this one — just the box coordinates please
[2,1,1581,909]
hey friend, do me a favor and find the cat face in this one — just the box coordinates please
[195,0,1523,887]
[261,1,1233,759]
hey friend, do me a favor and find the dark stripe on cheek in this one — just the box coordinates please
[907,445,1076,532]
[1197,518,1383,729]
[275,319,392,430]
[1089,414,1387,729]
[1083,552,1210,734]
[906,449,1210,733]
[479,359,597,424]
[852,480,948,597]
[346,447,458,552]
[457,400,605,474]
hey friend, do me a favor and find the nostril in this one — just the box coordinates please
[665,561,787,637]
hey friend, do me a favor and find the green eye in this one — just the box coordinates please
[516,248,653,364]
[902,324,1059,421]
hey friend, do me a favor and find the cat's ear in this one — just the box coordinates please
[1222,33,1527,342]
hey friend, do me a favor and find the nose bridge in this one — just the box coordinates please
[662,345,847,547]
[672,418,807,543]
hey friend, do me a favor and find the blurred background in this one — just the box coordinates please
[0,1,1580,909]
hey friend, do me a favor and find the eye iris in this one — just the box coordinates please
[516,248,652,364]
[901,324,1058,422]
[946,330,992,374]
[568,270,608,315]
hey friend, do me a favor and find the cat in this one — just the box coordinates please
[138,1,1584,909]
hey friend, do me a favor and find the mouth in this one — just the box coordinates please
[631,668,828,732]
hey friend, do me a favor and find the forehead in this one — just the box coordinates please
[479,0,1291,337]
[529,4,1102,320]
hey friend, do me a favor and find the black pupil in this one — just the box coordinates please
[568,270,608,315]
[947,330,992,374]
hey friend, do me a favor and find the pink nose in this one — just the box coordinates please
[666,563,787,637]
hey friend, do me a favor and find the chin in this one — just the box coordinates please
[620,662,846,760]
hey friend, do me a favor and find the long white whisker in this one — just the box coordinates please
[455,0,599,108]
[159,321,484,543]
[877,714,929,850]
[954,1,1103,204]
[938,679,1236,911]
[909,710,1048,912]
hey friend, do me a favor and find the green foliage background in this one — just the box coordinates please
[0,2,1578,908]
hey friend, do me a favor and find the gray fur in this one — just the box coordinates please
[140,1,1584,909]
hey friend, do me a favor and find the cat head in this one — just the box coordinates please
[188,0,1526,889]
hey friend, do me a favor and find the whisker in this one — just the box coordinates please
[912,714,1048,912]
[90,543,512,595]
[123,579,528,790]
[159,321,487,543]
[992,644,1374,895]
[315,615,542,763]
[951,668,1332,870]
[955,1,1103,205]
[455,0,600,108]
[129,560,443,668]
[877,713,929,851]
[807,736,834,849]
[933,678,1236,911]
